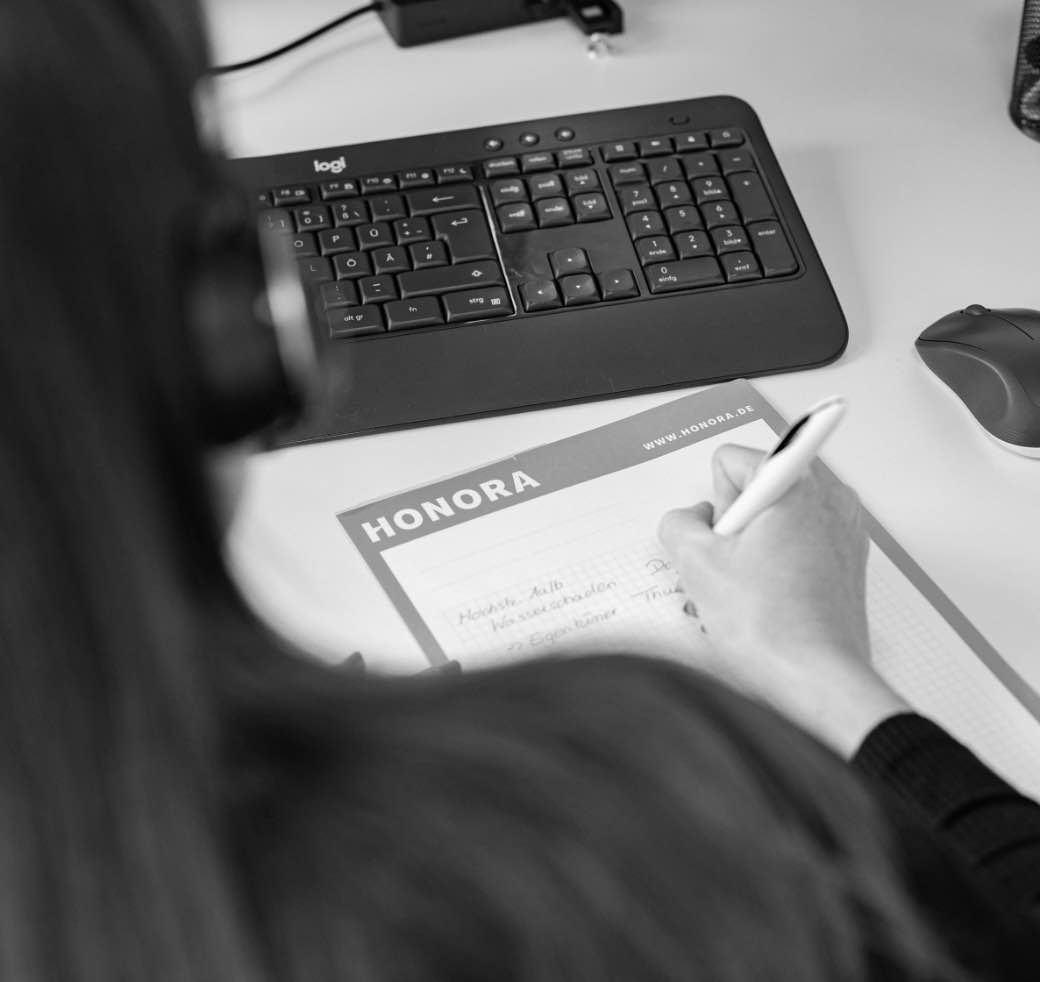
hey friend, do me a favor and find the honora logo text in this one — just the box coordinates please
[314,155,347,174]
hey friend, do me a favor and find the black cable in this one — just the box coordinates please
[209,3,382,75]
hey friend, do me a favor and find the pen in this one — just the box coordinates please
[712,395,847,536]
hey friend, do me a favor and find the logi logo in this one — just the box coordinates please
[314,155,347,174]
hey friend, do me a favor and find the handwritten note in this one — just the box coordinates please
[340,381,1040,798]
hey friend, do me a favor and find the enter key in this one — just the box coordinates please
[432,209,497,263]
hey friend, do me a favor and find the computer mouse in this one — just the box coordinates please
[915,304,1040,457]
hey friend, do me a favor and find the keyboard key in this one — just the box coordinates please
[529,174,565,200]
[394,217,431,243]
[484,157,521,178]
[372,246,411,274]
[609,162,646,186]
[258,208,293,234]
[490,178,528,207]
[356,222,395,250]
[617,185,655,215]
[409,240,448,269]
[521,152,556,173]
[681,152,720,179]
[360,275,398,304]
[399,260,504,299]
[702,200,740,228]
[557,147,593,168]
[368,194,407,221]
[628,211,666,238]
[717,149,756,175]
[398,168,436,188]
[318,228,355,255]
[319,280,359,310]
[535,197,574,228]
[436,164,474,183]
[709,127,744,148]
[333,201,369,226]
[272,186,311,206]
[721,251,762,282]
[327,305,382,338]
[320,179,360,200]
[635,236,677,265]
[550,248,590,278]
[408,185,481,215]
[747,221,797,275]
[432,210,496,262]
[559,274,599,306]
[655,182,693,208]
[645,158,683,184]
[443,287,512,322]
[297,256,333,283]
[564,169,600,194]
[645,258,723,293]
[599,268,639,300]
[291,232,318,257]
[664,205,703,233]
[674,132,709,152]
[362,174,398,193]
[639,137,673,157]
[710,225,750,254]
[601,141,638,162]
[386,297,445,331]
[497,202,537,232]
[691,176,728,204]
[333,251,372,279]
[730,172,775,223]
[674,230,713,259]
[572,193,611,222]
[521,279,562,312]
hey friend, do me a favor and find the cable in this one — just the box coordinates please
[209,3,382,75]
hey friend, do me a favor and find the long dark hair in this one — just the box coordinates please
[0,3,955,980]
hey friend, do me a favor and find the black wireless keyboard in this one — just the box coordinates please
[229,96,847,444]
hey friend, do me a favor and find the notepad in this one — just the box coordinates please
[339,380,1040,798]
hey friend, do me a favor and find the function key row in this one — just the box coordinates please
[482,146,593,177]
[261,164,475,207]
[601,128,743,162]
[260,184,487,237]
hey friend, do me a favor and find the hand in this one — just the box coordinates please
[658,444,908,757]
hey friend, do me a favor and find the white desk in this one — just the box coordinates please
[208,0,1040,689]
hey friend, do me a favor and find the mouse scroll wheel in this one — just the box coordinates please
[963,304,990,315]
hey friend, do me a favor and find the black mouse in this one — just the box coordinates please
[916,305,1040,456]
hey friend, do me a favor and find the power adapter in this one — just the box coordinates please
[379,0,623,48]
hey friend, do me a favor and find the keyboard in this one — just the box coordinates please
[230,96,847,444]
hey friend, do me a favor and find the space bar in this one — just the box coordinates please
[399,262,504,299]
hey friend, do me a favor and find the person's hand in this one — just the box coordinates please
[658,444,908,757]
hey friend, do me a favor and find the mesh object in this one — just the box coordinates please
[1011,0,1040,139]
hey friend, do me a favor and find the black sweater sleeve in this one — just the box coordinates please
[853,713,1040,922]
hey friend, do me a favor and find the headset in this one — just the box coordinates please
[123,0,321,447]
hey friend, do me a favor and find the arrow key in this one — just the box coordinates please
[432,209,496,262]
[521,279,562,312]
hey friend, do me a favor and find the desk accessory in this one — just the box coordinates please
[1012,0,1040,140]
[232,97,848,443]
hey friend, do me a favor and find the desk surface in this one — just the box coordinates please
[208,0,1040,690]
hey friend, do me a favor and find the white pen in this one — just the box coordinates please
[712,395,847,536]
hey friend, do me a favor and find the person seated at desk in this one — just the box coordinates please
[0,1,1036,980]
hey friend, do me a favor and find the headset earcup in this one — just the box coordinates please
[183,203,304,445]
